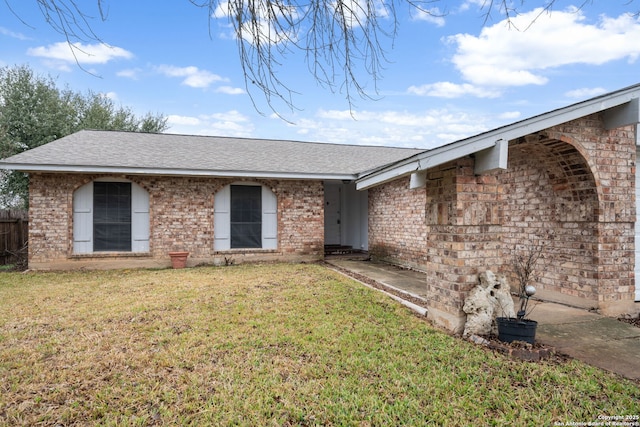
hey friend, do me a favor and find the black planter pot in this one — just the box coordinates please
[496,317,538,344]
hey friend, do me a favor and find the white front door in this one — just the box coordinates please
[635,148,640,300]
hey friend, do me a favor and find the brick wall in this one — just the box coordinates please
[29,174,77,264]
[28,174,324,269]
[367,162,503,332]
[368,176,428,270]
[369,113,637,330]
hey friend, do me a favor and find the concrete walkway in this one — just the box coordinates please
[326,257,640,381]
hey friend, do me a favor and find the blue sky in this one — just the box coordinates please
[1,1,639,149]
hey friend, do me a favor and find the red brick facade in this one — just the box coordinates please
[500,115,636,315]
[368,176,428,270]
[368,113,638,332]
[28,174,324,269]
[26,112,638,330]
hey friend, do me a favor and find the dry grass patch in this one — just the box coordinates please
[0,263,638,426]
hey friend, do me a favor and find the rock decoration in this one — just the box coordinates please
[462,270,516,338]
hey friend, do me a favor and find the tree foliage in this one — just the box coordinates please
[0,64,168,208]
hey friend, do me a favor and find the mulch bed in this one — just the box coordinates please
[487,337,556,362]
[619,315,640,328]
[466,334,559,362]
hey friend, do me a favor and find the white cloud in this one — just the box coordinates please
[117,68,142,79]
[333,0,382,29]
[0,26,29,40]
[207,110,250,122]
[305,108,492,148]
[564,87,607,99]
[459,0,487,11]
[168,115,201,126]
[216,85,245,95]
[206,110,254,136]
[407,82,501,98]
[412,7,446,27]
[157,65,226,88]
[498,111,521,120]
[166,110,253,137]
[213,0,298,45]
[209,120,253,135]
[27,42,133,65]
[447,8,640,87]
[316,110,356,121]
[212,1,229,19]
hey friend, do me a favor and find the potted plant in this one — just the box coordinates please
[496,244,542,344]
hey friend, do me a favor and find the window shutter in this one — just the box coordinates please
[214,185,231,250]
[131,183,150,252]
[73,182,93,254]
[262,186,278,249]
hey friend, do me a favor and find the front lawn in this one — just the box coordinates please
[0,264,638,426]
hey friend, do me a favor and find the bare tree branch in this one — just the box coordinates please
[6,0,638,116]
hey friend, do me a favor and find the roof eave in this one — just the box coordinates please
[356,83,640,190]
[0,163,358,181]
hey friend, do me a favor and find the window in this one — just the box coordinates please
[230,185,262,248]
[93,182,132,251]
[73,180,149,254]
[214,184,277,250]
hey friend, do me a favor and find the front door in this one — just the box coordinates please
[324,184,341,246]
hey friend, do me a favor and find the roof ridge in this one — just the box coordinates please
[76,129,425,151]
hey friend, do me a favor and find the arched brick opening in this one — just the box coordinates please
[498,134,600,306]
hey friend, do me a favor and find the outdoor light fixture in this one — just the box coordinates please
[517,285,536,319]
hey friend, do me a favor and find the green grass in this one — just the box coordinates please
[0,263,638,426]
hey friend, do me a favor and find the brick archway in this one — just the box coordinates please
[499,134,600,307]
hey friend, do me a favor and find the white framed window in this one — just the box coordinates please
[214,183,277,250]
[73,180,150,254]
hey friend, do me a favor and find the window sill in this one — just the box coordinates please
[70,252,152,259]
[213,249,279,254]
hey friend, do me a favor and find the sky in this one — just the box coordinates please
[1,0,640,150]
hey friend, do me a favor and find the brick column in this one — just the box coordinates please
[424,159,503,333]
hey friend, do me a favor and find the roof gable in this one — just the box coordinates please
[356,82,640,190]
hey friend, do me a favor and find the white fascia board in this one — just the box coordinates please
[356,137,497,190]
[356,85,640,191]
[0,163,358,181]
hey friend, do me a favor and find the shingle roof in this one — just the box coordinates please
[0,130,425,179]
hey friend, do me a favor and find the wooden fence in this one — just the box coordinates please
[0,209,28,266]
